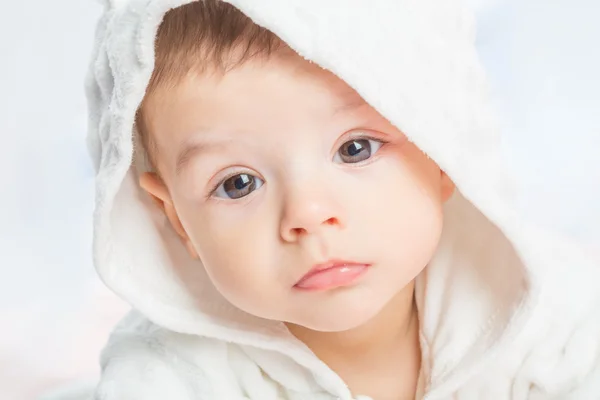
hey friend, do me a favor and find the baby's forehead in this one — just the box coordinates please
[141,57,384,168]
[148,55,369,119]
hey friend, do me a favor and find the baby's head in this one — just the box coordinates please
[137,1,455,332]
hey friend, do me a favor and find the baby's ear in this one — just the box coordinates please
[139,172,198,259]
[139,172,171,210]
[440,171,456,203]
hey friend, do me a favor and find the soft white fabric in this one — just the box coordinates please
[82,0,600,399]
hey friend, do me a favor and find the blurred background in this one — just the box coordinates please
[0,0,598,399]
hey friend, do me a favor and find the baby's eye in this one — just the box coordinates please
[213,173,264,199]
[333,138,384,164]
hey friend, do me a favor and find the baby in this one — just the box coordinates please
[86,1,600,399]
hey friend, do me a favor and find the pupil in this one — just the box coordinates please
[349,141,363,156]
[235,174,251,189]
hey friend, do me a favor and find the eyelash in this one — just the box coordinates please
[205,132,389,200]
[342,133,389,153]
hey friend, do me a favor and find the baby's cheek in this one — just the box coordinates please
[358,164,443,268]
[192,218,281,314]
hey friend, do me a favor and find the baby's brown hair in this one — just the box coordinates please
[137,0,287,172]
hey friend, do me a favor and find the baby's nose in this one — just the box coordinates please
[279,187,345,242]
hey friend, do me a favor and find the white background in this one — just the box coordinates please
[1,1,598,399]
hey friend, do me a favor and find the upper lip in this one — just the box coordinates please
[295,259,370,285]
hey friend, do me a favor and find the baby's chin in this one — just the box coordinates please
[288,315,377,333]
[282,294,391,333]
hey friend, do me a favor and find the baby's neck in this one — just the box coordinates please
[286,284,420,400]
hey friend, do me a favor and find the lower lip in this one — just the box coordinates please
[294,264,370,291]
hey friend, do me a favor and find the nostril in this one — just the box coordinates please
[291,227,307,235]
[324,217,338,226]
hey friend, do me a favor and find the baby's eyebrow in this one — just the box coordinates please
[174,95,368,177]
[175,137,228,177]
[332,95,368,116]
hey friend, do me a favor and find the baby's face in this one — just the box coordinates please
[141,57,454,332]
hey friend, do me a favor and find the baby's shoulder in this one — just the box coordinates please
[96,311,236,399]
[97,311,324,399]
[102,309,229,361]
